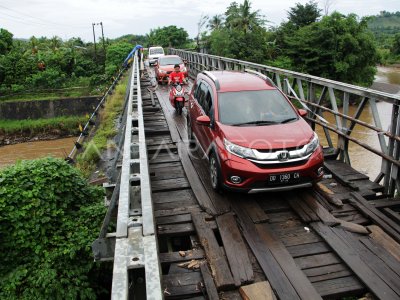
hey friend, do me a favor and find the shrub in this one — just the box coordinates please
[0,158,106,299]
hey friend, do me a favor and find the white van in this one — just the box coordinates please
[148,46,165,65]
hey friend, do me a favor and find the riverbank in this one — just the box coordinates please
[371,65,400,94]
[0,116,87,146]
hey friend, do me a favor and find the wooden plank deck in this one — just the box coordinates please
[140,68,400,300]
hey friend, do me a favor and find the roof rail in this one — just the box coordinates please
[202,71,220,90]
[245,69,276,87]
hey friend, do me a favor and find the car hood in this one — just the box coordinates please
[219,118,314,150]
[159,64,185,71]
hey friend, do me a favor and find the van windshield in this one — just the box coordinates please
[218,90,298,126]
[150,48,164,55]
[159,57,182,66]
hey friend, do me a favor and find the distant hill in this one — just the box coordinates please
[367,11,400,44]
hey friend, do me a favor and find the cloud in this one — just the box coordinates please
[0,0,399,41]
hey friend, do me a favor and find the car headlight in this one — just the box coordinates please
[305,133,319,155]
[224,138,257,159]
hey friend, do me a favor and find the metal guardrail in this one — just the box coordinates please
[92,53,162,299]
[169,48,400,196]
[112,52,162,299]
[66,67,128,161]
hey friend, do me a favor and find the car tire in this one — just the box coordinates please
[209,152,222,192]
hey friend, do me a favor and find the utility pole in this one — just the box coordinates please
[100,22,106,53]
[92,23,97,59]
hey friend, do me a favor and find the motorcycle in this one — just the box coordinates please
[169,83,186,115]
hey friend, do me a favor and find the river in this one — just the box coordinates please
[0,67,399,178]
[0,137,76,169]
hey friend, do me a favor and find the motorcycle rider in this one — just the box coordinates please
[168,64,185,86]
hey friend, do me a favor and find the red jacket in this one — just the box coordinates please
[169,71,185,84]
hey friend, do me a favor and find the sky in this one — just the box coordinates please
[1,0,399,42]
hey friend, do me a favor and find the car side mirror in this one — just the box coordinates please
[196,115,211,126]
[298,109,307,117]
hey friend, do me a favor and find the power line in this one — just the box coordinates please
[0,4,87,29]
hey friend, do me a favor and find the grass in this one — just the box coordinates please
[0,88,97,103]
[76,74,129,177]
[0,116,88,136]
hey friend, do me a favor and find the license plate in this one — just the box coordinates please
[269,172,300,184]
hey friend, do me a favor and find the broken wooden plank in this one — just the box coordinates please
[350,192,400,244]
[287,194,318,223]
[160,249,205,264]
[216,212,254,286]
[333,228,400,296]
[239,281,276,300]
[200,262,219,300]
[151,177,190,192]
[311,222,399,300]
[315,182,344,207]
[300,192,339,226]
[312,276,365,298]
[360,238,400,275]
[286,242,331,258]
[367,225,400,261]
[336,218,369,235]
[177,141,218,216]
[240,201,269,223]
[383,207,400,224]
[232,204,301,300]
[255,223,323,300]
[191,212,235,290]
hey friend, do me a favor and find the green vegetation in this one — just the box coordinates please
[367,11,400,64]
[0,29,143,100]
[76,74,129,176]
[147,25,190,48]
[0,115,87,136]
[202,0,380,86]
[0,157,106,299]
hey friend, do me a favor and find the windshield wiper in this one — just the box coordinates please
[231,120,279,126]
[280,117,298,124]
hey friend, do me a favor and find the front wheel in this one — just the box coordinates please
[176,101,183,115]
[209,152,222,192]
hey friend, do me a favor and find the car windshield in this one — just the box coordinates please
[218,90,298,126]
[159,57,182,66]
[150,48,163,55]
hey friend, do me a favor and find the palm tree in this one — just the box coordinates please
[225,0,265,33]
[207,14,224,31]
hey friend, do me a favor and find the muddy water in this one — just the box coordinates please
[315,101,393,180]
[0,137,76,169]
[376,66,400,87]
[314,66,399,180]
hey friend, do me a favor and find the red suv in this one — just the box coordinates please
[187,70,324,193]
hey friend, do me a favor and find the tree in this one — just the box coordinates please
[197,14,209,51]
[287,1,321,27]
[391,33,400,55]
[208,14,224,31]
[225,0,265,33]
[205,0,269,62]
[284,12,379,86]
[147,26,188,48]
[0,28,13,55]
[105,42,133,76]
